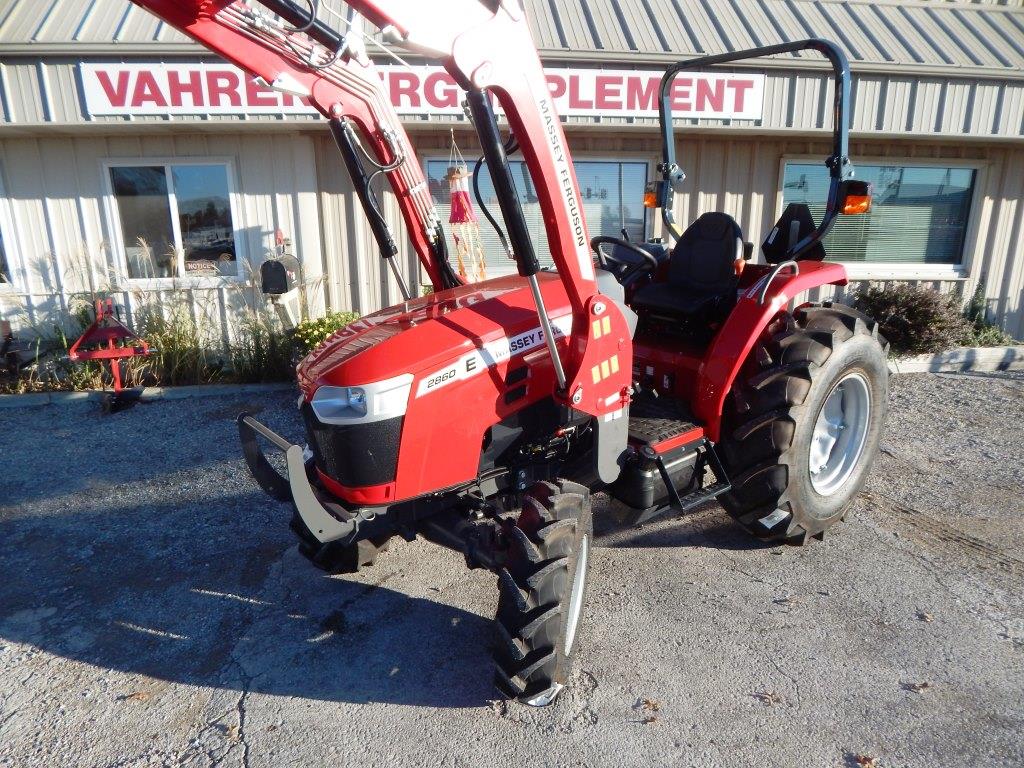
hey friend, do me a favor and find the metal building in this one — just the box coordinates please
[0,0,1022,345]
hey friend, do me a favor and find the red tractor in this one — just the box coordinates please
[132,0,888,706]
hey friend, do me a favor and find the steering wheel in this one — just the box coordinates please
[590,236,660,285]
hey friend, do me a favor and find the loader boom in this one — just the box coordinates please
[129,0,632,427]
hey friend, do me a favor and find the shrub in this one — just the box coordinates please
[963,281,1016,347]
[137,307,222,386]
[292,311,359,355]
[853,284,971,356]
[229,315,294,383]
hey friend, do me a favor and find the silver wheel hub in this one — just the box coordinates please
[808,372,871,497]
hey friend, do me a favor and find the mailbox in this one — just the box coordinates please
[261,255,301,296]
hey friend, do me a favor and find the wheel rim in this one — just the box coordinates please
[563,534,589,656]
[808,372,872,498]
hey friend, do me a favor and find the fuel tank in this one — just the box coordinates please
[296,272,575,506]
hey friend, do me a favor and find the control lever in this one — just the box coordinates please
[631,381,659,399]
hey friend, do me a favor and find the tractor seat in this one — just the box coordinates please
[632,212,742,319]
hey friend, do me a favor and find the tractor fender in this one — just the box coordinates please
[693,261,848,442]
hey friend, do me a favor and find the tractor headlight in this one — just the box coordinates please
[346,387,367,416]
[310,374,412,425]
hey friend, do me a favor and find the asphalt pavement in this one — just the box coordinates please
[0,371,1022,767]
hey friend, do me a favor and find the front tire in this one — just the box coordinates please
[493,479,593,706]
[719,302,889,543]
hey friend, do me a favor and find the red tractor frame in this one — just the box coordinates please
[128,0,890,706]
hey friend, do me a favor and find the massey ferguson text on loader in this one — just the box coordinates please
[127,0,889,706]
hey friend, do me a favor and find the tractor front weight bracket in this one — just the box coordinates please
[237,412,512,575]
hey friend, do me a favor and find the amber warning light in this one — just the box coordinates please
[643,182,658,209]
[841,180,873,215]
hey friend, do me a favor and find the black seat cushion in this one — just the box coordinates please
[632,212,741,319]
[629,282,720,316]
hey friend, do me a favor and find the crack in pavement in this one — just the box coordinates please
[229,662,253,768]
[765,655,802,711]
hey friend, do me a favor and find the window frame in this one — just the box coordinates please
[0,167,21,293]
[775,154,986,281]
[101,156,249,287]
[420,151,656,275]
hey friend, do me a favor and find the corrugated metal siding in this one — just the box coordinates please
[523,0,1024,76]
[2,127,1023,342]
[1,0,1022,79]
[0,1,1021,138]
[0,0,354,48]
[0,131,327,342]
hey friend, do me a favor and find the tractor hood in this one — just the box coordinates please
[296,271,574,398]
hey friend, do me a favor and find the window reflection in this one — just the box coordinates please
[0,229,9,284]
[782,162,975,264]
[110,166,175,279]
[109,163,238,279]
[172,165,236,277]
[427,159,648,277]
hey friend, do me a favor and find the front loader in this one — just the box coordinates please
[129,0,889,706]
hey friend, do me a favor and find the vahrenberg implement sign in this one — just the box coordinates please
[80,62,765,121]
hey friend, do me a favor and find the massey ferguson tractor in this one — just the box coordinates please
[130,0,888,706]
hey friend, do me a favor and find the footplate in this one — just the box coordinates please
[628,395,704,452]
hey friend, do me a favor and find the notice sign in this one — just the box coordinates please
[80,62,765,121]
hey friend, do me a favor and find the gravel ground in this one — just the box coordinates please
[0,372,1022,768]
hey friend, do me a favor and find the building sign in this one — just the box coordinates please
[81,62,765,121]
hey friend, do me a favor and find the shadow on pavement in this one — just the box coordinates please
[593,499,774,552]
[0,494,495,709]
[0,392,772,710]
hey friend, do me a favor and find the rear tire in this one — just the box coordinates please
[719,302,889,543]
[493,479,593,706]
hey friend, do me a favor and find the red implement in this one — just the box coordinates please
[68,299,152,396]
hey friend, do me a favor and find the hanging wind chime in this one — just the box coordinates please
[446,132,487,283]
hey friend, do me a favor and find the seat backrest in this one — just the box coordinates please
[669,212,742,292]
[762,203,826,263]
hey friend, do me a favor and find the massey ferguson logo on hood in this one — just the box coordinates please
[415,316,573,398]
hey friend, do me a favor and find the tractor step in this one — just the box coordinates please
[614,394,733,526]
[628,395,704,453]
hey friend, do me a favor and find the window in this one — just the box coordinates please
[426,159,648,277]
[108,162,239,279]
[782,162,976,265]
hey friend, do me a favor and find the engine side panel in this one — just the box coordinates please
[297,272,574,505]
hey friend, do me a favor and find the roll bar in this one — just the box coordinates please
[657,39,858,262]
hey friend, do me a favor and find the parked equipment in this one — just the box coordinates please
[129,1,889,706]
[68,299,152,412]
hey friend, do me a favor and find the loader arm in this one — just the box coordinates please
[131,0,631,472]
[128,0,456,291]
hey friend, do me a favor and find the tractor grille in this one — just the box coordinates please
[301,403,403,488]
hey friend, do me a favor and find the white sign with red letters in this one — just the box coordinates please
[80,62,765,121]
